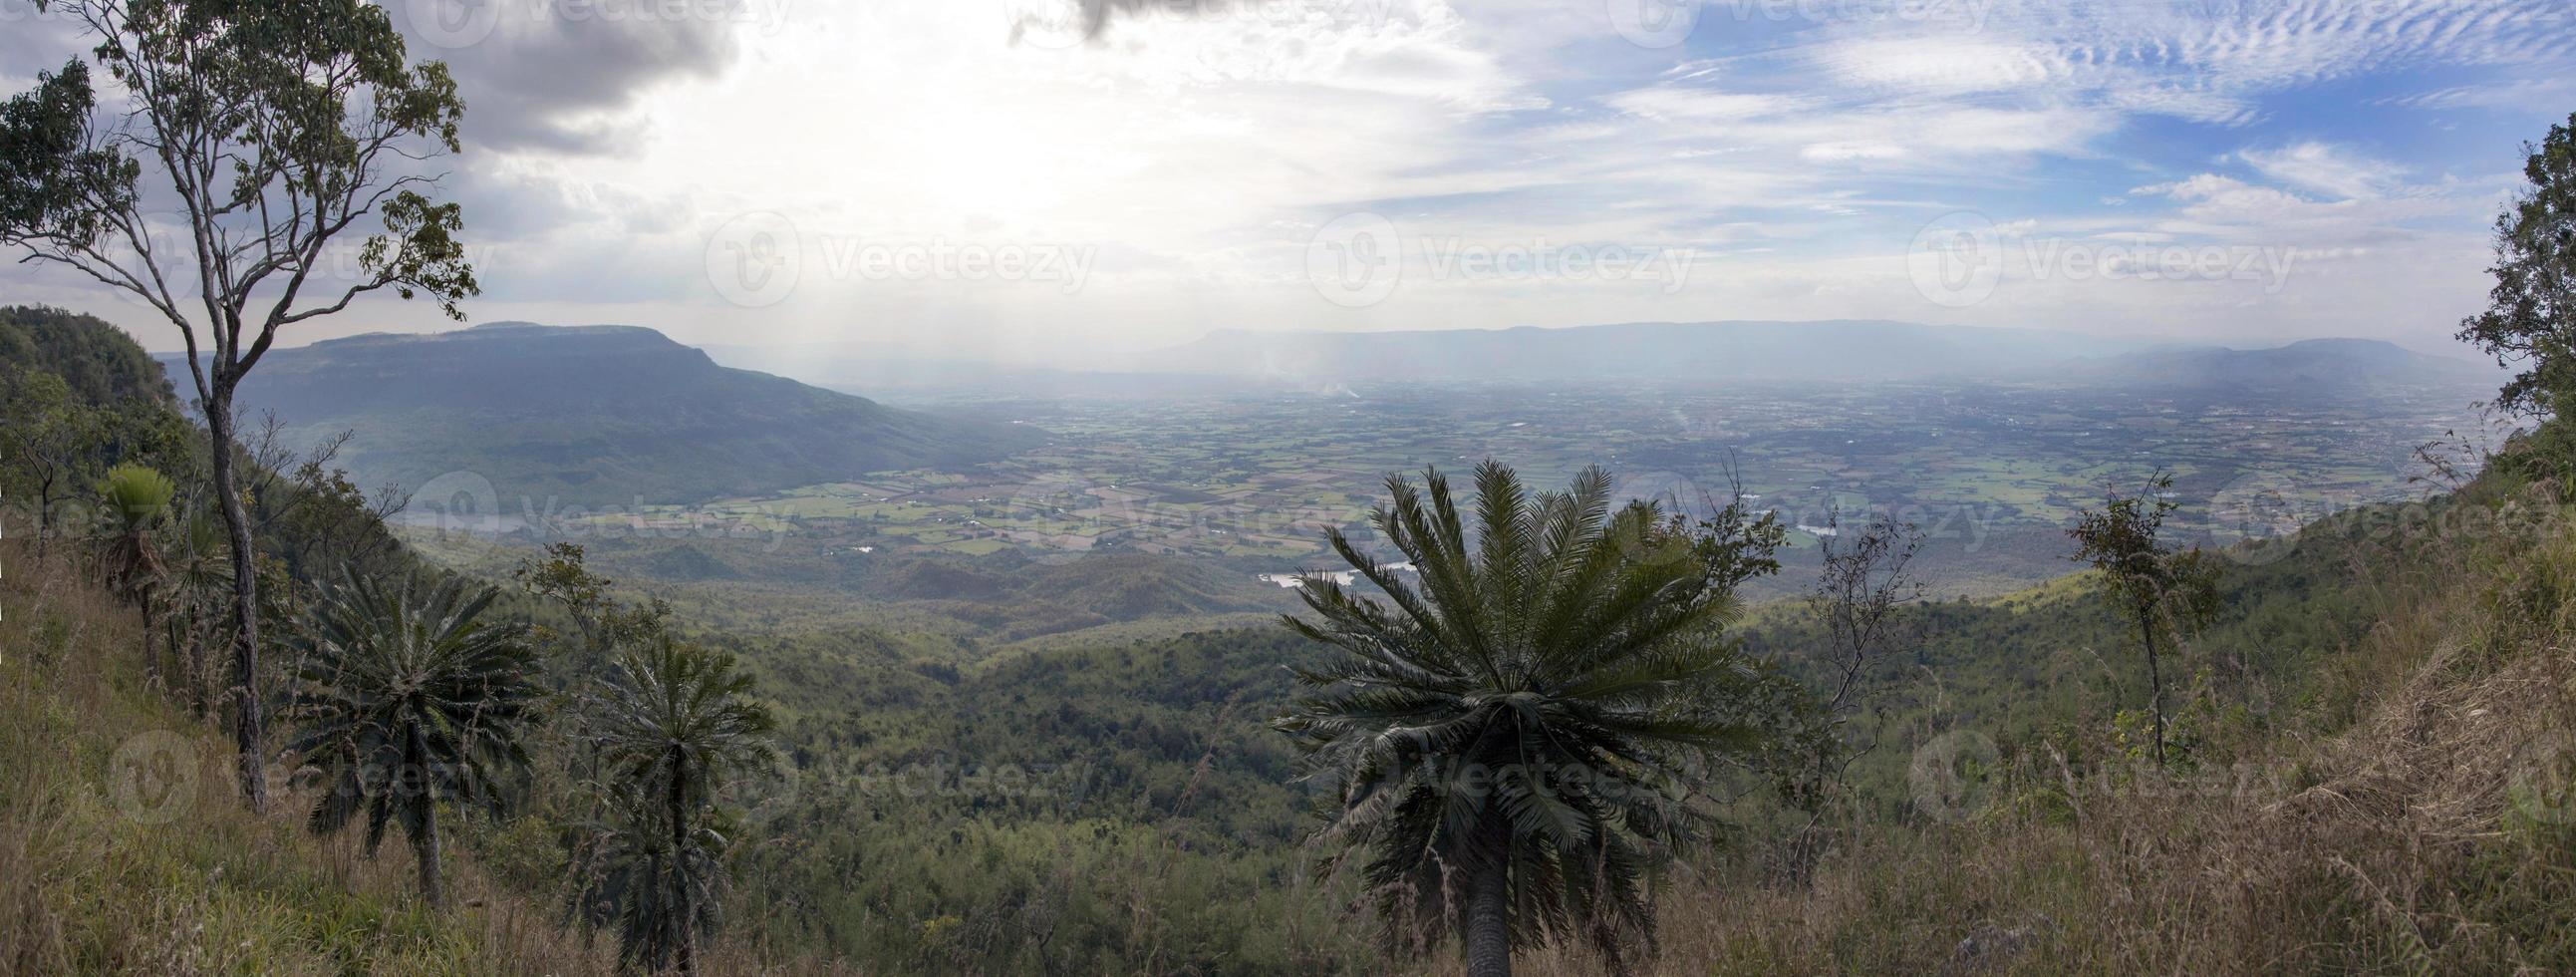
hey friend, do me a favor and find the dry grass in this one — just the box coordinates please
[0,537,862,976]
[1499,484,2576,976]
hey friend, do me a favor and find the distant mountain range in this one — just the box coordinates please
[153,319,2497,507]
[1128,320,2499,393]
[2052,337,2497,389]
[159,322,1042,505]
[1137,320,2131,384]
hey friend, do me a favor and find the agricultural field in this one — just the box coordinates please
[402,375,2497,647]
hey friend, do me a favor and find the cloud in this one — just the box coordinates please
[394,0,763,155]
[2237,143,2409,201]
[1794,0,2576,126]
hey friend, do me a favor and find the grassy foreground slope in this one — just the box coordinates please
[1517,467,2576,975]
[0,537,857,976]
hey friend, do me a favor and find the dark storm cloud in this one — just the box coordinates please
[393,0,764,156]
[0,2,756,156]
[1078,0,1220,37]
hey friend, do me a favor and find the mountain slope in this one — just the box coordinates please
[0,534,875,975]
[161,322,1044,505]
[1538,466,2576,975]
[1,305,176,406]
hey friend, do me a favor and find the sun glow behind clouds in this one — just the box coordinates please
[0,0,2571,357]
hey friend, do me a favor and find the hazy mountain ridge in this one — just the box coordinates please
[2054,336,2499,390]
[1133,320,2496,392]
[157,321,1044,505]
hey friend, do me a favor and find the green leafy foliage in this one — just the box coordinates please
[0,306,173,406]
[2459,110,2576,421]
[2065,473,2221,766]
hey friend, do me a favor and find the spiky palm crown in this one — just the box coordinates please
[582,636,777,814]
[1276,461,1769,966]
[97,463,173,600]
[98,463,174,532]
[286,573,543,852]
[573,637,775,965]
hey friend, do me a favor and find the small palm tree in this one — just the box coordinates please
[575,636,775,975]
[1277,462,1774,977]
[97,464,175,681]
[286,574,544,908]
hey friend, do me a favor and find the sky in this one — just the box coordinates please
[2,0,2572,364]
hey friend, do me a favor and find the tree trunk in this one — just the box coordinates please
[1464,855,1513,977]
[34,477,52,558]
[2141,612,2165,768]
[671,747,696,975]
[206,393,267,812]
[416,796,445,909]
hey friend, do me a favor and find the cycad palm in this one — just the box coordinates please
[286,574,544,908]
[1277,462,1767,977]
[575,637,775,975]
[98,464,174,680]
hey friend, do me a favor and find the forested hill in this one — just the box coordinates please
[154,321,1046,505]
[0,306,175,406]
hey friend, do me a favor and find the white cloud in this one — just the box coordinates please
[2237,143,2409,201]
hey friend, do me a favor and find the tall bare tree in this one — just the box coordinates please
[0,0,476,810]
[1779,508,1923,880]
